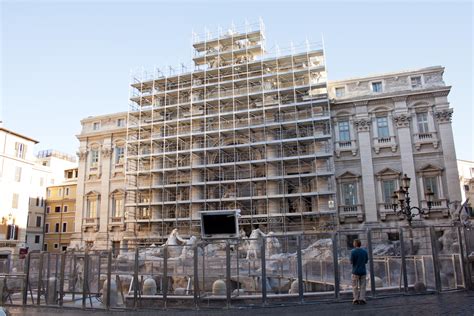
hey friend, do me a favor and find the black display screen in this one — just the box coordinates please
[202,213,237,236]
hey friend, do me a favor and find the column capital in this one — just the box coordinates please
[353,118,371,132]
[434,109,453,123]
[77,150,88,161]
[101,147,113,158]
[392,113,411,128]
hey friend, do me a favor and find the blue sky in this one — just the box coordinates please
[1,0,473,160]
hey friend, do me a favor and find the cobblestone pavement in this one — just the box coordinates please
[5,291,474,316]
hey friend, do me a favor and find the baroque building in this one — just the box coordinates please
[72,112,127,250]
[329,66,461,227]
[71,23,462,250]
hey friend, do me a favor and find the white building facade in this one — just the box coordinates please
[329,66,462,227]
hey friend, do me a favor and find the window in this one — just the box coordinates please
[372,81,383,93]
[6,225,18,240]
[34,235,40,244]
[14,167,22,182]
[65,188,70,196]
[417,112,429,133]
[115,146,125,165]
[90,149,99,167]
[15,142,27,159]
[342,182,357,206]
[55,206,61,213]
[58,188,62,196]
[376,117,390,138]
[92,122,100,130]
[45,223,49,233]
[382,180,396,204]
[112,241,121,258]
[63,205,68,212]
[61,246,68,252]
[117,118,125,127]
[54,223,60,233]
[338,120,350,142]
[347,234,359,249]
[54,243,59,249]
[464,184,470,192]
[87,197,99,218]
[47,189,51,198]
[12,193,19,209]
[62,223,67,232]
[41,198,44,207]
[335,87,345,97]
[36,216,42,227]
[424,177,439,200]
[46,206,50,214]
[112,195,124,217]
[411,76,422,88]
[40,177,44,186]
[36,197,39,206]
[43,244,48,251]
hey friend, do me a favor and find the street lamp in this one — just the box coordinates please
[391,174,434,224]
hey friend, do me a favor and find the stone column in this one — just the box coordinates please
[99,143,112,234]
[73,145,88,238]
[354,116,377,222]
[392,96,420,207]
[191,151,202,219]
[434,106,462,202]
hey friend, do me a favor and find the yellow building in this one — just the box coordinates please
[44,168,77,252]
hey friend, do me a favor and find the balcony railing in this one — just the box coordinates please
[82,217,99,232]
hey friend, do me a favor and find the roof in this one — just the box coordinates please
[0,127,39,144]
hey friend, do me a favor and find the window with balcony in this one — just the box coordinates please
[86,192,100,218]
[338,120,350,142]
[417,112,429,133]
[376,117,390,138]
[372,81,383,93]
[342,183,357,206]
[111,190,124,218]
[90,148,99,168]
[382,180,396,203]
[424,176,439,200]
[114,146,125,165]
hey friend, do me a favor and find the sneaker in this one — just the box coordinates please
[352,300,359,305]
[359,300,366,305]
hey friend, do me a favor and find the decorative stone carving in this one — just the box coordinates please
[434,109,453,123]
[353,118,371,132]
[101,147,113,158]
[432,90,450,97]
[391,96,407,103]
[77,150,87,161]
[392,113,411,128]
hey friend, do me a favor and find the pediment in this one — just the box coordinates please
[376,167,401,177]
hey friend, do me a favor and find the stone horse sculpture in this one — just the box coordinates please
[246,228,266,260]
[165,228,188,258]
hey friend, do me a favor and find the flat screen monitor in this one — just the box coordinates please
[200,210,239,239]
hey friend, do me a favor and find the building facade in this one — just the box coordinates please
[72,112,127,250]
[72,23,462,250]
[0,126,39,255]
[44,168,78,252]
[329,66,461,227]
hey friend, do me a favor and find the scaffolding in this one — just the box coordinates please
[126,21,336,245]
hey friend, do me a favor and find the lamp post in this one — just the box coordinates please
[391,174,434,225]
[391,174,434,255]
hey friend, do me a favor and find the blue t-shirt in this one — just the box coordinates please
[350,247,368,276]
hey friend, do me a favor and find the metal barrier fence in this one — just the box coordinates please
[0,225,471,310]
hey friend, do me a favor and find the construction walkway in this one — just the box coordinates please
[5,291,474,315]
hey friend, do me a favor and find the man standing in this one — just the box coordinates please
[350,239,368,305]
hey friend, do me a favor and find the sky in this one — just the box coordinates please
[1,0,473,160]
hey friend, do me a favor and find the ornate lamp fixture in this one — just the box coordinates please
[391,174,434,224]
